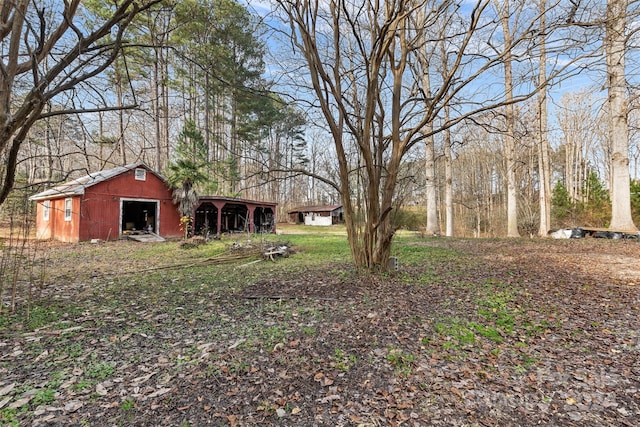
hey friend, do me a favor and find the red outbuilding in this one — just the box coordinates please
[30,162,183,243]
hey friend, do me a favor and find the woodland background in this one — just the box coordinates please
[2,0,640,238]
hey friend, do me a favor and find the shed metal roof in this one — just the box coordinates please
[288,204,342,214]
[29,162,160,201]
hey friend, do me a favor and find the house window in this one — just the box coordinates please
[134,168,147,181]
[43,200,50,221]
[64,198,72,221]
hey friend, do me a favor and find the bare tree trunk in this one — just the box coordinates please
[114,62,127,165]
[537,0,551,236]
[205,73,211,165]
[424,129,440,236]
[161,46,170,171]
[152,52,162,171]
[444,106,454,237]
[415,9,440,236]
[44,105,54,181]
[495,0,520,237]
[607,0,636,231]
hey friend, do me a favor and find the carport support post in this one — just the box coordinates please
[248,206,255,233]
[214,201,224,235]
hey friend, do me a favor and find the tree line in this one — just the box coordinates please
[2,0,639,271]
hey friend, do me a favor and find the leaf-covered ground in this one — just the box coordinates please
[1,236,639,426]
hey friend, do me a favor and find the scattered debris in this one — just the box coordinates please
[550,229,572,239]
[551,227,639,240]
[179,236,207,249]
[126,232,165,243]
[263,245,293,261]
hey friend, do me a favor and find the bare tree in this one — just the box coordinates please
[536,0,552,236]
[492,0,520,237]
[0,0,160,205]
[274,0,569,270]
[606,0,636,230]
[413,7,440,236]
[557,92,599,203]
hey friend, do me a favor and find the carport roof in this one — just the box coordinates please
[196,195,277,207]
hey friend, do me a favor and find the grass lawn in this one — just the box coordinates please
[0,227,639,426]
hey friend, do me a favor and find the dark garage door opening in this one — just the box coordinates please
[122,200,157,233]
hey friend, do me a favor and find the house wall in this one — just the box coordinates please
[79,167,182,241]
[35,201,52,240]
[35,197,81,243]
[304,212,333,226]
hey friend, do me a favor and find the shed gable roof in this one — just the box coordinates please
[29,162,164,201]
[288,204,342,214]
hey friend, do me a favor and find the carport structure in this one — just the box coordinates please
[193,196,276,236]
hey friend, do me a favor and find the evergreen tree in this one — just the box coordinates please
[551,181,574,226]
[172,0,267,194]
[167,120,209,236]
[631,180,640,223]
[581,171,611,227]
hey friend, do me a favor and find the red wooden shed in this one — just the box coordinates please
[29,163,183,243]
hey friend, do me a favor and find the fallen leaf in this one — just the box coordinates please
[450,387,464,399]
[147,387,172,399]
[228,339,246,350]
[9,396,32,409]
[0,383,15,397]
[131,371,157,387]
[34,350,49,363]
[95,383,108,396]
[0,397,12,410]
[64,400,84,413]
[318,394,341,404]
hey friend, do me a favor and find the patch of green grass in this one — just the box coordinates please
[301,326,316,336]
[391,238,459,266]
[469,322,503,343]
[477,290,516,334]
[0,313,12,330]
[86,360,115,380]
[434,317,478,347]
[261,325,288,350]
[47,371,64,389]
[26,305,62,330]
[514,365,527,375]
[523,319,554,337]
[267,234,351,266]
[226,358,250,374]
[386,347,415,375]
[73,380,92,392]
[414,268,437,286]
[32,388,56,407]
[0,408,20,427]
[121,398,135,411]
[66,342,84,358]
[332,348,357,372]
